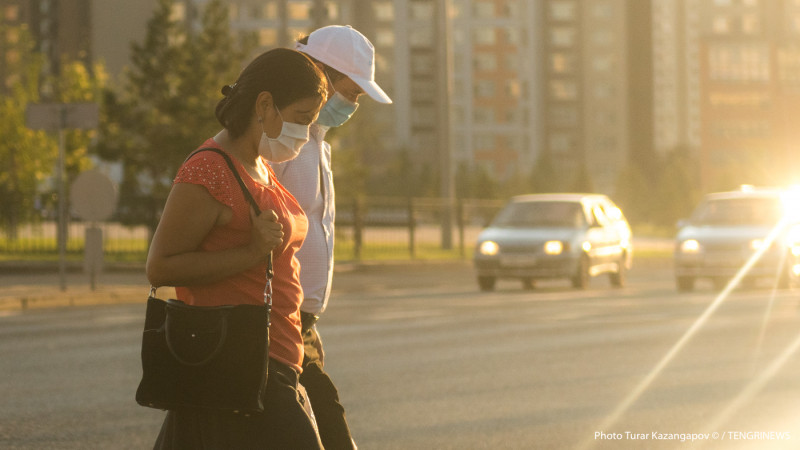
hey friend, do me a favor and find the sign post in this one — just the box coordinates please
[26,103,99,292]
[70,170,117,290]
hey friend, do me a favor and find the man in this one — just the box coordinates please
[272,25,392,449]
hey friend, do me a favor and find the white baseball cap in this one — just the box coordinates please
[296,25,392,104]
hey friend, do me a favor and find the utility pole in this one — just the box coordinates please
[437,0,455,249]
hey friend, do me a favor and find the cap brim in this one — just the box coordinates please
[352,77,392,104]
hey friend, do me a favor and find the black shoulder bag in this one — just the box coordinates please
[135,147,274,415]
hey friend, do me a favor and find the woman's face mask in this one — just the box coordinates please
[258,106,309,162]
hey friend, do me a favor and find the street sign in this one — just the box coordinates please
[70,170,117,222]
[25,103,99,131]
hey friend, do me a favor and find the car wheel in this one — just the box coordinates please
[676,276,695,292]
[609,256,626,288]
[478,276,496,292]
[522,278,536,290]
[571,255,590,289]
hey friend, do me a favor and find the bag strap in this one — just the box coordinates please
[185,147,274,306]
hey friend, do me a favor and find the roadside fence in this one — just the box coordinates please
[0,197,506,263]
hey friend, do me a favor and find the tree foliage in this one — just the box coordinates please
[0,25,51,235]
[0,26,103,235]
[93,0,252,234]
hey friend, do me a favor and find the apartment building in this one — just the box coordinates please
[1,0,92,92]
[654,0,800,189]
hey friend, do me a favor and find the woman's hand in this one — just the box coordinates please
[250,208,284,258]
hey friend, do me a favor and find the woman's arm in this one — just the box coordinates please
[145,182,283,287]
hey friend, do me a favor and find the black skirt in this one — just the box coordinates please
[153,359,323,450]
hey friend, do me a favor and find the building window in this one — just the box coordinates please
[592,30,613,46]
[551,53,574,73]
[288,1,311,20]
[713,16,730,34]
[550,28,575,47]
[473,2,494,18]
[411,105,437,126]
[411,52,435,75]
[473,28,496,45]
[474,108,495,123]
[473,53,497,71]
[550,105,578,126]
[262,2,278,19]
[502,27,520,45]
[474,80,496,97]
[592,55,612,72]
[506,80,521,97]
[409,24,435,47]
[592,2,613,19]
[258,28,278,47]
[170,4,186,21]
[375,29,394,47]
[505,54,519,71]
[5,5,20,21]
[742,14,760,34]
[549,1,576,21]
[325,1,339,20]
[550,80,577,100]
[410,2,434,20]
[549,133,574,154]
[6,28,19,44]
[709,45,770,82]
[474,134,494,149]
[373,1,394,21]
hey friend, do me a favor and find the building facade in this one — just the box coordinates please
[653,0,800,190]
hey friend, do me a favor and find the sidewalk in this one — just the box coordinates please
[0,237,673,312]
[0,259,471,312]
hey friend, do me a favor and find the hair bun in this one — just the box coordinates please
[221,83,237,97]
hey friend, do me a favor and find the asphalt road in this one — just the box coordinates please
[2,261,800,449]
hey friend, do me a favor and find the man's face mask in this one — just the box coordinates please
[316,73,359,128]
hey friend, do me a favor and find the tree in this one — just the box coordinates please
[0,25,51,236]
[652,148,701,228]
[613,162,654,225]
[570,162,595,193]
[529,152,561,193]
[0,26,103,237]
[94,0,251,236]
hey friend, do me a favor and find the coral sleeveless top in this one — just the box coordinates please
[173,139,308,372]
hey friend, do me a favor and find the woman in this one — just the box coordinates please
[145,48,326,449]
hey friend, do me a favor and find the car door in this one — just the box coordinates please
[588,201,622,266]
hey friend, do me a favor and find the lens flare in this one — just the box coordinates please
[579,218,789,450]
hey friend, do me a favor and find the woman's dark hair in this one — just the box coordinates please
[215,48,326,138]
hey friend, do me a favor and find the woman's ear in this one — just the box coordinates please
[255,91,275,120]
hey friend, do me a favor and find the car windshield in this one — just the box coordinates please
[690,197,783,226]
[493,201,586,228]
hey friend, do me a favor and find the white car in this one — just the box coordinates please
[674,187,800,291]
[473,194,633,291]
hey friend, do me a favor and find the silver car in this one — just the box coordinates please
[674,187,800,291]
[473,194,633,291]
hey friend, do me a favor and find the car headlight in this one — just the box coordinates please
[544,240,563,255]
[680,239,701,253]
[750,239,767,251]
[479,241,499,256]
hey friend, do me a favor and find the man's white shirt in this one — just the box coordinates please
[271,124,335,315]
